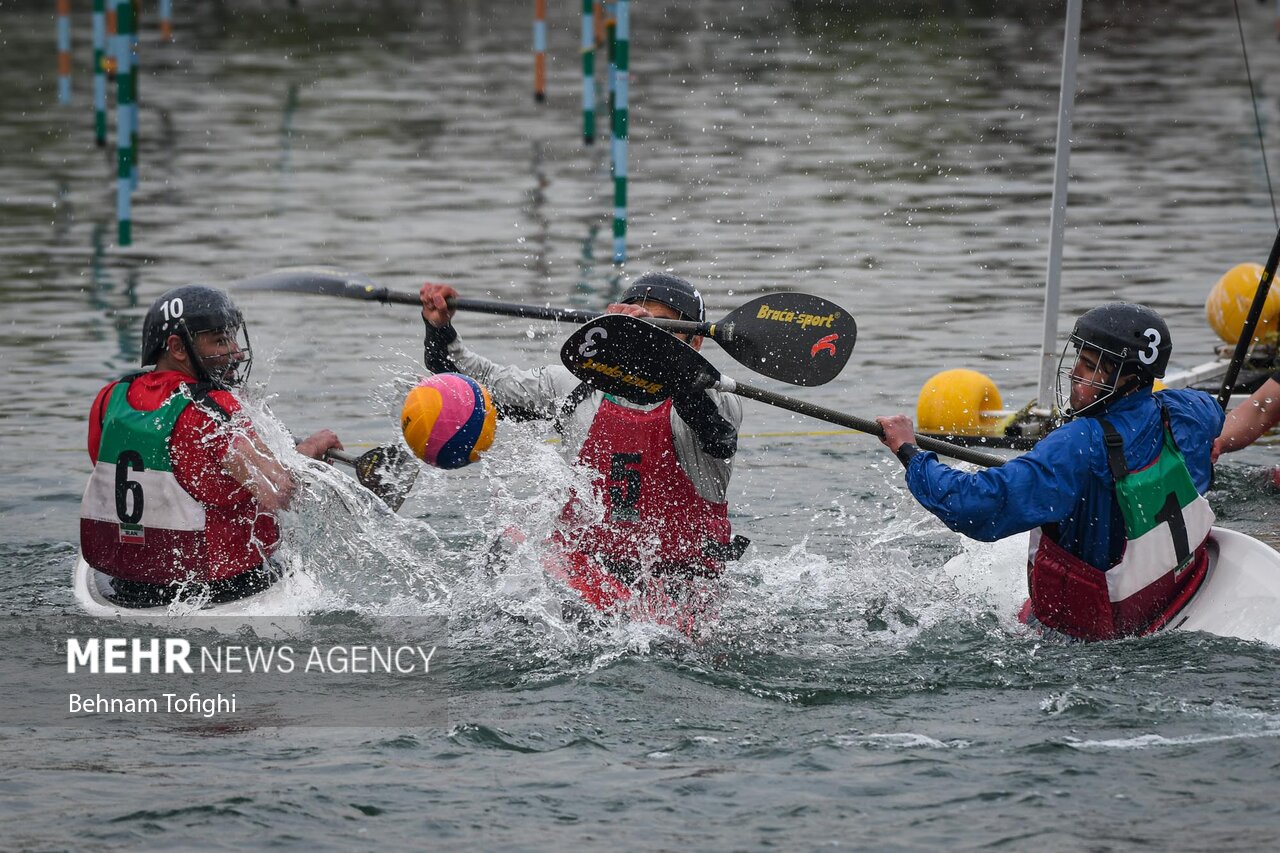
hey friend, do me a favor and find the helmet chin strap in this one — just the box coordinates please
[176,325,237,390]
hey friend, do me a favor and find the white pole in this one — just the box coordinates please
[1037,0,1083,410]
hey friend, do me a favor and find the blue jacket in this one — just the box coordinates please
[904,388,1224,570]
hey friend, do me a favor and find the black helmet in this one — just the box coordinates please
[619,272,706,323]
[1070,302,1171,380]
[1056,302,1169,417]
[141,285,253,388]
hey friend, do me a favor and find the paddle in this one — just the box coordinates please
[1216,224,1280,408]
[233,266,856,387]
[324,444,419,511]
[560,314,1008,468]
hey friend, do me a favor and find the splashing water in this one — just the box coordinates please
[223,376,1028,678]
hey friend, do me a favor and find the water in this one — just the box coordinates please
[4,0,1280,846]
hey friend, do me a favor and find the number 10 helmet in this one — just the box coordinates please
[1055,302,1171,417]
[141,285,253,389]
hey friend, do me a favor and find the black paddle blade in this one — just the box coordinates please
[351,444,419,512]
[715,293,855,387]
[560,314,721,405]
[233,267,402,303]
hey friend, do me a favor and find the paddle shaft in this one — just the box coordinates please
[367,285,713,334]
[718,378,1007,468]
[236,267,855,387]
[435,293,712,336]
[326,449,358,466]
[1217,224,1280,408]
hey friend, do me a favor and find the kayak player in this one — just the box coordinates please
[875,303,1224,641]
[80,285,343,606]
[419,273,745,625]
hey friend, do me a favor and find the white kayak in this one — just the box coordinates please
[72,555,318,636]
[942,526,1280,645]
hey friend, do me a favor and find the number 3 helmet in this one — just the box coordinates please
[1056,302,1171,417]
[141,285,253,388]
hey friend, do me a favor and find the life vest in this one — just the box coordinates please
[1026,417,1213,640]
[549,397,732,624]
[80,378,264,584]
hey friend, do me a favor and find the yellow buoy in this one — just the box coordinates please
[1205,262,1277,345]
[916,369,1003,436]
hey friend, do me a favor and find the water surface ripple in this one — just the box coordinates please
[3,0,1280,847]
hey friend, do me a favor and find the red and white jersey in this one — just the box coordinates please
[82,371,278,582]
[558,397,732,572]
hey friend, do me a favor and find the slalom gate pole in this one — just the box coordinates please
[115,0,135,245]
[533,0,547,102]
[581,0,595,143]
[611,0,630,263]
[57,0,72,104]
[93,0,107,145]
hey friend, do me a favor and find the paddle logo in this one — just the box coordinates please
[811,334,839,358]
[578,357,664,397]
[756,304,841,330]
[577,326,608,358]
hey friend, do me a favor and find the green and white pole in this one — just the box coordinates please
[606,2,617,141]
[611,0,629,263]
[115,0,135,245]
[57,0,71,104]
[581,0,595,144]
[129,0,139,189]
[93,0,107,145]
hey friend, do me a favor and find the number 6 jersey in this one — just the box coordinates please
[81,371,278,584]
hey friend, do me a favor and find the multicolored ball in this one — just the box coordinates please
[401,373,497,469]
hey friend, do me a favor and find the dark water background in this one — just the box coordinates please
[3,0,1280,847]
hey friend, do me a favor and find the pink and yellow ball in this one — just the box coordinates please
[401,373,497,469]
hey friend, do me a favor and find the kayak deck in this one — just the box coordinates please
[73,555,317,635]
[942,527,1280,645]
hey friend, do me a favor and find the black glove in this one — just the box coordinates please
[672,387,737,459]
[422,318,459,374]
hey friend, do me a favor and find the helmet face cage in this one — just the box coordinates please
[1055,335,1125,418]
[187,319,253,389]
[141,286,253,389]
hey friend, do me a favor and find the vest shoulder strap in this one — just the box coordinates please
[554,382,595,435]
[1098,418,1129,482]
[97,371,150,430]
[187,382,233,423]
[1158,403,1181,451]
